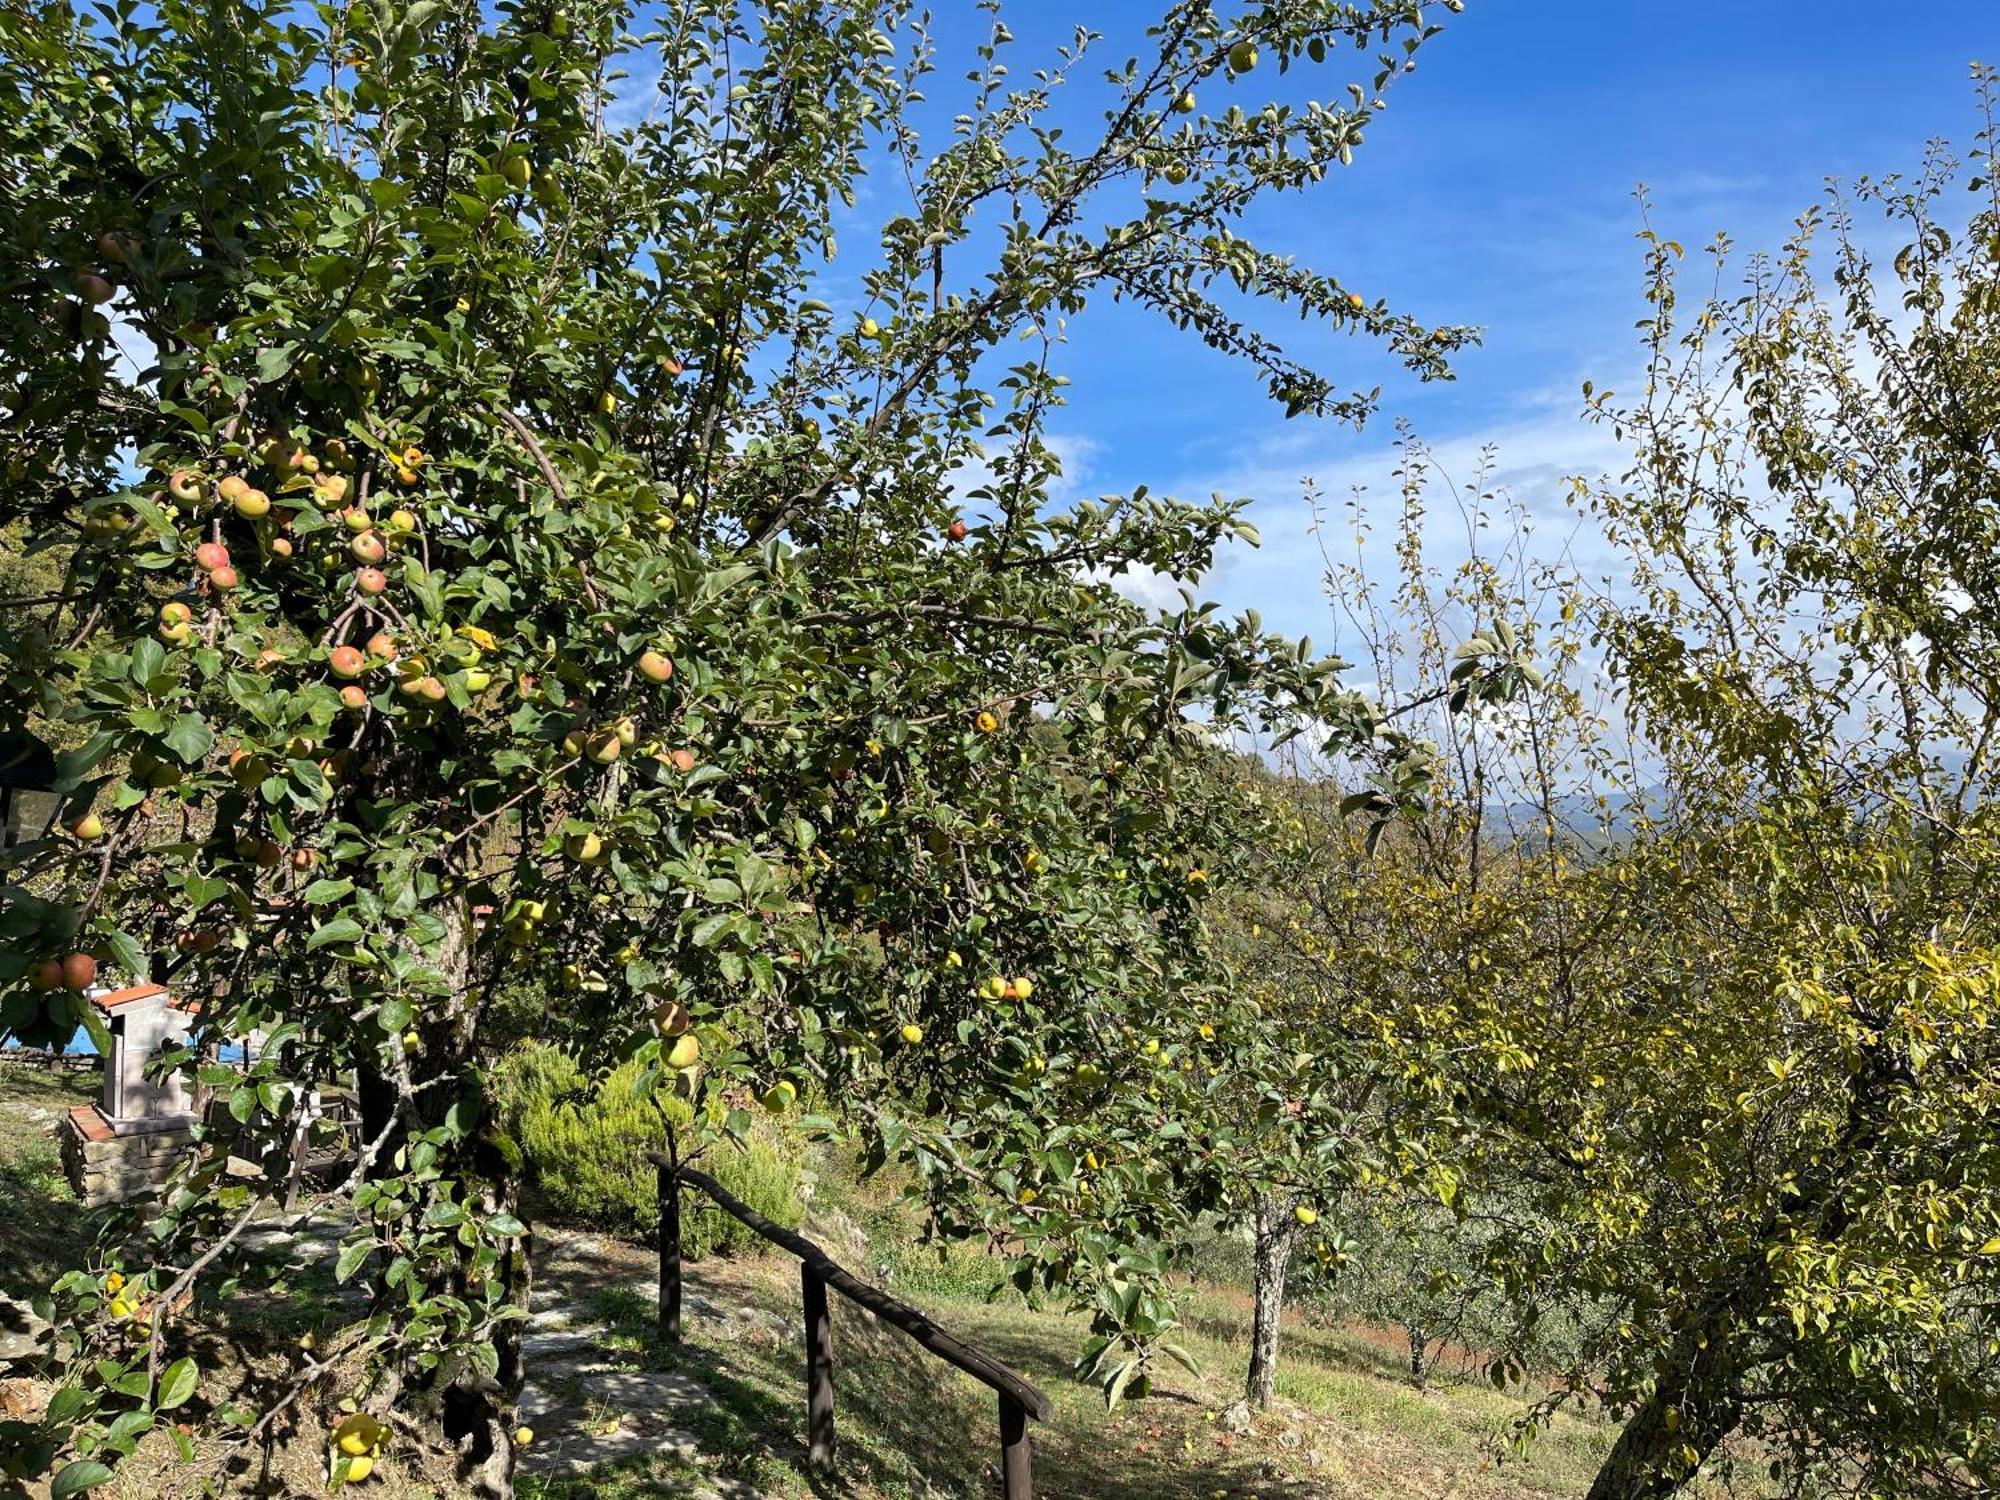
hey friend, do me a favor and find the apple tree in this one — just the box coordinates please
[0,0,1471,1492]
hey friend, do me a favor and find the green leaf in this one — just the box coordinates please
[51,1459,114,1498]
[106,1409,152,1451]
[305,918,364,951]
[303,878,355,905]
[1158,1341,1200,1375]
[335,1239,373,1284]
[182,873,227,909]
[103,929,145,979]
[1104,1357,1139,1409]
[163,712,212,765]
[157,1356,199,1409]
[77,1003,111,1057]
[689,911,734,948]
[129,638,166,685]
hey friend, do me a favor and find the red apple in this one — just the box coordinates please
[366,632,397,661]
[208,565,239,591]
[339,684,368,710]
[329,645,367,678]
[354,566,387,595]
[73,271,114,305]
[351,531,386,564]
[638,650,674,683]
[194,541,230,573]
[61,953,98,991]
[167,470,204,505]
[947,519,969,542]
[269,536,293,559]
[28,958,63,990]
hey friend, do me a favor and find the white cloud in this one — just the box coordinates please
[1087,559,1188,614]
[945,431,1101,510]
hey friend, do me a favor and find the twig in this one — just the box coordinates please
[488,404,600,609]
[438,757,582,851]
[144,1185,277,1392]
[800,603,1091,642]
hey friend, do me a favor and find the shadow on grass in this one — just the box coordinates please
[619,1270,1326,1499]
[0,1144,91,1301]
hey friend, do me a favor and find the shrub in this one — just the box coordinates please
[498,1044,802,1258]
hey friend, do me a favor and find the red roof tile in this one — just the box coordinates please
[89,983,168,1012]
[67,1103,114,1142]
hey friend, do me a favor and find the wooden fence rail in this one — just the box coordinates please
[645,1152,1052,1499]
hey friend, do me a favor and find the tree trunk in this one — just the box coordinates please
[1244,1194,1299,1410]
[358,901,532,1499]
[440,1138,530,1500]
[1585,1302,1746,1500]
[1406,1323,1430,1390]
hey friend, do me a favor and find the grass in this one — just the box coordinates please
[514,1235,1631,1500]
[0,1064,1752,1499]
[0,1061,96,1301]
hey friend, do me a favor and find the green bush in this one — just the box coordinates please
[498,1044,803,1258]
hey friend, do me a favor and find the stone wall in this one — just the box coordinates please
[60,1106,194,1208]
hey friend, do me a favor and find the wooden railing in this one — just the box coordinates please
[646,1152,1053,1499]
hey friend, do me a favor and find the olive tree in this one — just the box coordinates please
[0,0,1469,1492]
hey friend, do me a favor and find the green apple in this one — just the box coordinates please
[761,1080,797,1113]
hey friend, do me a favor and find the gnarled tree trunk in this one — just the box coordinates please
[1405,1321,1431,1390]
[1245,1193,1300,1410]
[1585,1296,1750,1499]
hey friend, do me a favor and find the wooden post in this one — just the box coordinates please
[802,1263,835,1469]
[657,1160,682,1344]
[999,1394,1032,1500]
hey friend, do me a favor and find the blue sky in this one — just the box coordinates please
[949,3,1997,647]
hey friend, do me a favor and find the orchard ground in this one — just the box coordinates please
[0,1061,1755,1499]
